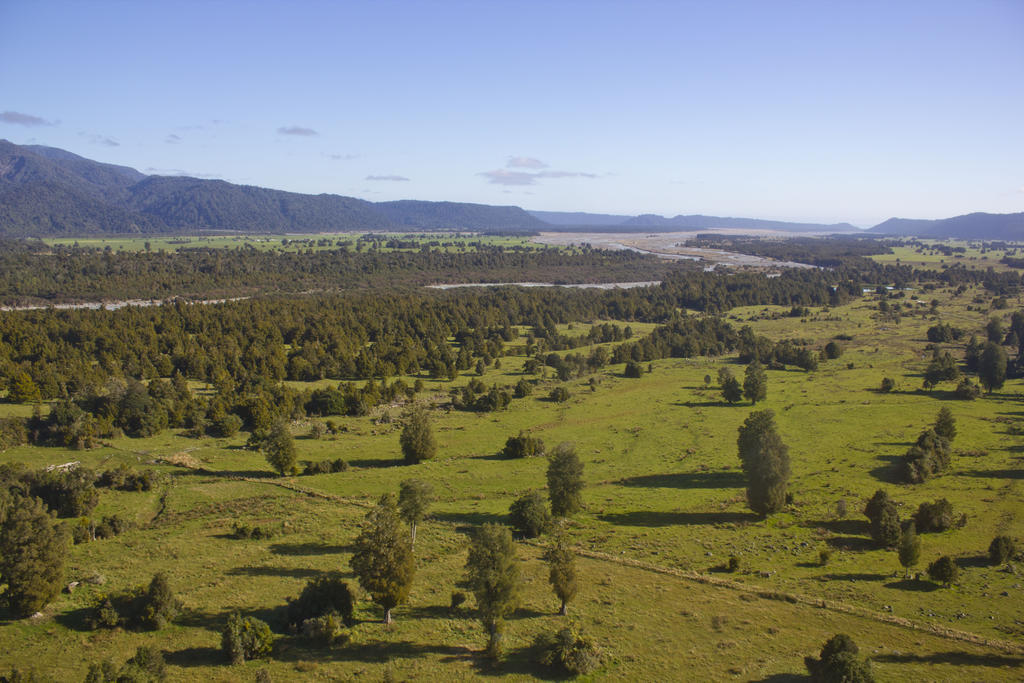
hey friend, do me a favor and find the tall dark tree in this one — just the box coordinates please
[927,555,959,587]
[544,532,578,616]
[978,341,1007,393]
[263,421,297,475]
[721,375,743,404]
[350,494,415,624]
[864,489,901,547]
[465,523,520,658]
[736,410,790,516]
[400,407,436,464]
[398,478,434,549]
[547,443,584,517]
[743,359,767,405]
[0,495,67,617]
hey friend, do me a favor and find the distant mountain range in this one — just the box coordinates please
[0,140,543,236]
[530,210,860,233]
[868,212,1024,240]
[1,140,1020,240]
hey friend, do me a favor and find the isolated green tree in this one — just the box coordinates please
[547,443,584,517]
[400,407,436,464]
[263,421,297,475]
[509,490,551,538]
[864,489,901,547]
[7,372,41,404]
[465,523,521,658]
[988,535,1016,565]
[978,341,1007,393]
[805,633,874,682]
[398,478,434,549]
[897,523,920,577]
[350,494,415,624]
[927,555,959,587]
[986,316,1004,342]
[0,495,67,617]
[544,532,578,616]
[736,410,790,516]
[743,360,767,405]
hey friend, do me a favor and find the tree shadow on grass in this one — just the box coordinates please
[186,468,275,479]
[164,646,224,668]
[822,572,889,582]
[402,604,465,621]
[956,554,990,569]
[269,542,354,556]
[598,510,759,527]
[273,638,473,665]
[348,457,402,469]
[616,471,744,489]
[873,652,1023,668]
[869,455,904,484]
[825,536,876,552]
[804,519,869,536]
[960,469,1024,480]
[748,675,808,683]
[431,511,507,534]
[226,566,320,579]
[884,579,940,592]
[53,606,94,632]
[177,605,289,633]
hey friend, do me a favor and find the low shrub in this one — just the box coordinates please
[222,612,274,664]
[534,624,602,676]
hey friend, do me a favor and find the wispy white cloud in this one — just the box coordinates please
[328,153,359,161]
[165,134,182,144]
[80,132,119,147]
[479,168,598,186]
[145,167,221,179]
[365,174,410,181]
[506,156,547,169]
[0,111,54,127]
[278,125,318,136]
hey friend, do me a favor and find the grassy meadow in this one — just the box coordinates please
[1,282,1022,680]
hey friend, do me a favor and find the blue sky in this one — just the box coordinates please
[1,0,1021,226]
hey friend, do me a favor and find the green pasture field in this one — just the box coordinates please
[1,284,1023,680]
[870,240,1022,272]
[42,233,540,254]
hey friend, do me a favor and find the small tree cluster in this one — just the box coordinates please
[736,410,790,516]
[502,431,545,459]
[804,634,874,682]
[914,498,959,533]
[301,458,347,475]
[286,573,355,631]
[902,409,955,483]
[87,573,181,631]
[534,624,602,676]
[84,646,167,683]
[743,360,767,404]
[222,612,274,664]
